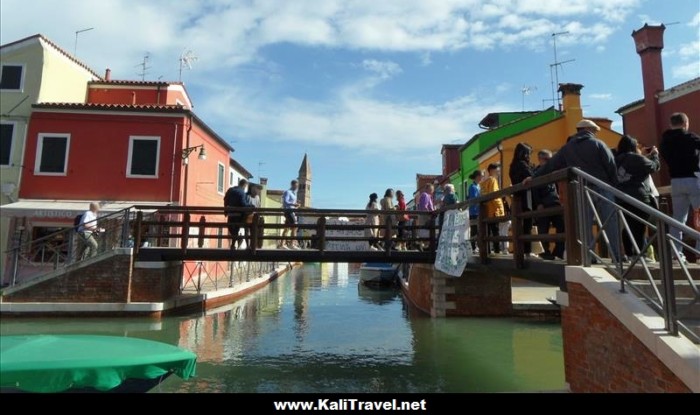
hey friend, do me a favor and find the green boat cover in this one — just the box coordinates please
[0,335,196,392]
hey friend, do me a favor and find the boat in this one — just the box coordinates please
[0,335,196,393]
[357,283,400,305]
[358,262,399,286]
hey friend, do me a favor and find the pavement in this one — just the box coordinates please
[511,277,560,313]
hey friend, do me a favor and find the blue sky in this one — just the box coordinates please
[1,0,699,208]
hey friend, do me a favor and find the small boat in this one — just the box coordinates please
[359,262,399,286]
[357,283,400,305]
[0,335,196,393]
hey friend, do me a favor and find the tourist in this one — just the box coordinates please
[534,150,565,260]
[395,190,409,251]
[442,184,458,206]
[615,135,660,261]
[480,163,505,255]
[525,119,620,262]
[467,170,483,252]
[417,184,435,250]
[224,178,253,249]
[243,184,261,249]
[659,112,700,263]
[509,143,534,256]
[279,179,301,249]
[365,193,381,250]
[78,202,103,260]
[379,188,395,247]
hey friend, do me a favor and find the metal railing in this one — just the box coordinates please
[181,260,279,293]
[446,167,699,343]
[5,208,135,287]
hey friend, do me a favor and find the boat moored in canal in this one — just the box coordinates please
[358,262,399,286]
[0,335,196,393]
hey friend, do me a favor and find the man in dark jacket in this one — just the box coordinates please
[224,178,253,249]
[533,150,565,260]
[659,112,700,262]
[525,119,621,262]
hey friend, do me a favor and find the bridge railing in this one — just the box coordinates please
[4,208,136,287]
[131,206,440,257]
[442,167,699,343]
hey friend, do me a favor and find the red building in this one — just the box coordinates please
[616,24,700,187]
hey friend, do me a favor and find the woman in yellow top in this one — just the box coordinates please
[480,163,505,254]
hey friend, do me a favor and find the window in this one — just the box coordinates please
[229,169,235,188]
[217,162,225,194]
[127,136,160,178]
[0,122,15,166]
[0,64,24,91]
[35,133,70,175]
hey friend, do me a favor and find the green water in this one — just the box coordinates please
[0,264,565,392]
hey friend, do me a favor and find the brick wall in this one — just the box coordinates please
[562,282,691,393]
[444,267,511,316]
[404,264,432,315]
[130,262,183,302]
[4,255,132,303]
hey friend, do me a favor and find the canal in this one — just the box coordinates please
[0,264,565,392]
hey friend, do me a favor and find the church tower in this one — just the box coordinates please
[297,153,311,208]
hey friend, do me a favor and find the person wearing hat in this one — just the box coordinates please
[524,118,621,263]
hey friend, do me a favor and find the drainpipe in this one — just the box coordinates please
[169,122,179,203]
[183,114,193,206]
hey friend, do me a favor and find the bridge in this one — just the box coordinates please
[3,167,699,392]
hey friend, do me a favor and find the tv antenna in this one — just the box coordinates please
[520,85,537,111]
[257,161,266,179]
[74,27,94,57]
[179,49,198,81]
[136,52,151,81]
[549,32,575,108]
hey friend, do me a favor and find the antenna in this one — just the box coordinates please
[74,27,94,56]
[258,161,266,179]
[550,32,576,108]
[179,49,198,82]
[136,52,151,81]
[520,85,537,111]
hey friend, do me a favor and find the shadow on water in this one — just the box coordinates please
[0,263,565,393]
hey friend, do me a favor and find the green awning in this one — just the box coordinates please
[0,335,196,393]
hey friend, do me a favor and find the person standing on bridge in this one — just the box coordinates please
[279,180,301,249]
[480,163,505,255]
[659,112,700,264]
[509,143,535,256]
[615,135,660,262]
[395,190,409,251]
[366,193,381,250]
[525,119,620,263]
[379,189,395,248]
[244,184,262,249]
[533,150,565,260]
[225,178,253,249]
[417,184,435,250]
[467,170,483,252]
[78,202,104,260]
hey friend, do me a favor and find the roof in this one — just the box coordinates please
[229,157,253,179]
[299,153,311,176]
[461,107,561,152]
[472,111,564,160]
[0,199,172,218]
[0,34,102,79]
[32,102,234,152]
[89,80,184,87]
[441,144,462,151]
[615,98,644,115]
[617,77,700,114]
[478,111,540,130]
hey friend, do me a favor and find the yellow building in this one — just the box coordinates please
[0,34,100,281]
[473,84,623,189]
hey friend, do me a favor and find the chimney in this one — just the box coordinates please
[558,83,584,136]
[259,177,268,187]
[632,24,665,147]
[104,68,111,81]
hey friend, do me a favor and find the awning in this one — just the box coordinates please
[0,200,173,219]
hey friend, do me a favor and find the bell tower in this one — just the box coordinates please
[297,153,311,208]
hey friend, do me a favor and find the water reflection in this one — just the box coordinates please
[0,264,564,393]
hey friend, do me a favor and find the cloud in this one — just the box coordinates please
[361,59,402,80]
[673,62,700,80]
[689,12,700,27]
[678,41,700,59]
[419,52,433,66]
[589,93,613,100]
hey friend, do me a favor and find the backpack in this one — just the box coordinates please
[73,214,83,230]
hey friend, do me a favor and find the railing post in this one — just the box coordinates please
[11,246,20,287]
[577,177,591,267]
[250,213,259,254]
[120,208,131,248]
[317,216,326,253]
[181,213,191,253]
[428,213,437,253]
[560,176,581,266]
[478,202,488,263]
[384,215,393,254]
[657,220,679,335]
[197,216,206,248]
[512,193,524,269]
[134,210,143,256]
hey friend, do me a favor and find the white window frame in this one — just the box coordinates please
[35,133,70,176]
[126,136,161,179]
[217,162,226,195]
[229,168,235,188]
[0,63,26,92]
[0,121,16,167]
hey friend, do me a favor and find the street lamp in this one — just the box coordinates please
[181,144,207,165]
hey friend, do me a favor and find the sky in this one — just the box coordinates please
[1,0,699,208]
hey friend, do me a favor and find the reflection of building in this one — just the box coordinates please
[0,34,100,278]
